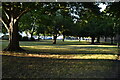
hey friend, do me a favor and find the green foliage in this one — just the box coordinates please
[1,35,9,40]
[74,21,89,37]
[102,16,116,37]
[107,2,120,18]
[19,12,33,31]
[3,2,101,37]
[2,25,7,34]
[106,2,120,35]
[85,16,102,37]
[4,2,120,45]
[22,36,29,41]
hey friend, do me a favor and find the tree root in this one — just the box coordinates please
[3,47,25,52]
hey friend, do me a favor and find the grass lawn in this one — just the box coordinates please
[1,39,120,78]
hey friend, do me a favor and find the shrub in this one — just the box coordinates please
[19,34,22,41]
[22,36,29,41]
[30,37,35,41]
[2,35,9,40]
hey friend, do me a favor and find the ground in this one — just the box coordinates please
[0,40,120,78]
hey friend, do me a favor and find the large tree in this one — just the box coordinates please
[101,15,116,44]
[19,10,38,40]
[1,2,42,51]
[1,2,100,51]
[72,3,100,44]
[36,14,51,40]
[106,2,120,47]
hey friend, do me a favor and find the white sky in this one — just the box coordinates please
[98,3,107,12]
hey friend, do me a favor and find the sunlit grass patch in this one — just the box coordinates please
[68,45,117,47]
[1,40,119,78]
[1,51,118,60]
[21,43,118,54]
[1,40,119,60]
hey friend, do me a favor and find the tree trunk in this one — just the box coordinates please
[105,36,107,42]
[30,32,33,39]
[110,37,113,44]
[117,43,120,48]
[30,31,34,41]
[96,36,100,43]
[3,21,24,51]
[1,4,31,51]
[79,37,81,42]
[116,34,120,48]
[91,37,95,44]
[53,35,57,44]
[25,31,29,36]
[37,34,40,41]
[30,27,35,41]
[43,34,45,40]
[62,35,65,42]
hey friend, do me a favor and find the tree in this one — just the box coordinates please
[61,16,74,42]
[74,20,89,41]
[49,15,62,44]
[19,10,38,40]
[67,2,100,43]
[41,2,99,44]
[106,2,120,47]
[102,15,116,44]
[75,11,101,44]
[85,16,99,44]
[36,14,52,40]
[1,2,100,51]
[1,2,43,51]
[39,2,71,44]
[49,15,73,44]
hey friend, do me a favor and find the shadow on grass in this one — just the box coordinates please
[20,43,117,46]
[2,55,119,78]
[19,40,117,46]
[68,47,117,49]
[23,50,117,55]
[21,48,117,55]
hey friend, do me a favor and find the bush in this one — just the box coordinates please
[2,35,9,40]
[19,34,22,41]
[22,36,29,41]
[30,37,35,41]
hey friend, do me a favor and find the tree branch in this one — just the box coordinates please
[0,18,9,32]
[3,10,9,20]
[15,8,31,23]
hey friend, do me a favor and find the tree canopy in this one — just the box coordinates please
[1,2,120,51]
